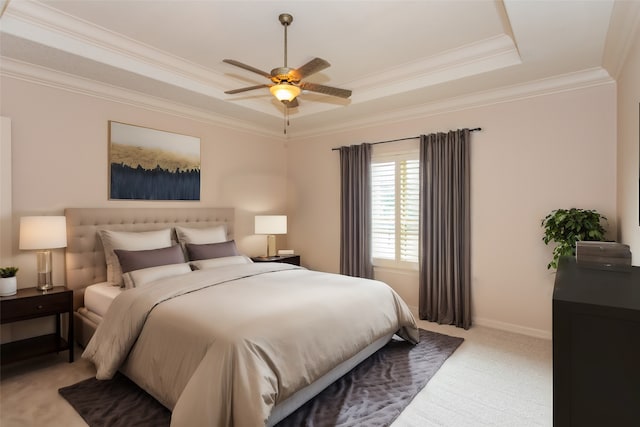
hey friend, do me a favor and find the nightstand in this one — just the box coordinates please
[251,254,301,266]
[0,286,74,364]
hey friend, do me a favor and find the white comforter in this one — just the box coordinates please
[83,263,419,426]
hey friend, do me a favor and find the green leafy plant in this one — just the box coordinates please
[541,208,607,270]
[0,267,19,278]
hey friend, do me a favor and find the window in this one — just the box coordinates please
[371,151,419,269]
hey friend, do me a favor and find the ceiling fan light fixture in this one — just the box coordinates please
[270,83,301,102]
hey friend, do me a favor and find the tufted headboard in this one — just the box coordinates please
[64,207,234,310]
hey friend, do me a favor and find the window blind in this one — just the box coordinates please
[371,161,395,260]
[400,159,419,263]
[371,154,419,267]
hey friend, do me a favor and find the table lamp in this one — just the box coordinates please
[255,215,287,257]
[19,216,67,290]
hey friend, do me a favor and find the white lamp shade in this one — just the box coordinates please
[255,215,287,235]
[269,84,301,102]
[19,216,67,250]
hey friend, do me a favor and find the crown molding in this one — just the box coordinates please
[292,34,522,119]
[0,57,282,139]
[291,67,615,140]
[2,0,525,122]
[0,0,285,116]
[602,0,640,79]
[1,56,613,141]
[350,34,521,101]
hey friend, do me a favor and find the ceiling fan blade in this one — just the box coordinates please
[224,84,270,95]
[223,59,272,79]
[282,98,299,108]
[292,57,330,80]
[300,82,352,99]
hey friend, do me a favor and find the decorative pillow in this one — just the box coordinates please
[190,255,253,271]
[115,245,185,276]
[185,240,239,261]
[98,229,172,287]
[175,225,227,245]
[122,263,192,289]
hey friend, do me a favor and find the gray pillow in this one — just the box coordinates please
[114,244,186,275]
[98,228,172,286]
[185,240,239,261]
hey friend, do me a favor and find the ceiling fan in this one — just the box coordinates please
[223,13,352,110]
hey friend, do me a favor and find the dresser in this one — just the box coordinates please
[553,257,640,426]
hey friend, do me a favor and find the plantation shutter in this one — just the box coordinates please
[400,159,419,262]
[371,161,395,259]
[371,153,420,267]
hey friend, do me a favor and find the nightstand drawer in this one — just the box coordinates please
[1,293,70,322]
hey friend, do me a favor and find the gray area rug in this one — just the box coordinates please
[59,329,463,427]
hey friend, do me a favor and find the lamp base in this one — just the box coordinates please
[36,250,54,291]
[266,235,277,257]
[36,280,53,291]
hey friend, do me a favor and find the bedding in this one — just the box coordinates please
[122,263,192,289]
[115,244,185,276]
[83,282,122,318]
[175,224,227,245]
[189,254,253,270]
[83,262,418,427]
[185,239,239,261]
[98,228,173,286]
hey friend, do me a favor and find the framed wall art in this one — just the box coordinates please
[108,121,201,200]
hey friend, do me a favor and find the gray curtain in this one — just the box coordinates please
[339,143,374,279]
[419,129,471,329]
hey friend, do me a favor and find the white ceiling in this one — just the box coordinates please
[1,0,638,138]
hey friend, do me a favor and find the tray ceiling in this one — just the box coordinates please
[1,0,637,138]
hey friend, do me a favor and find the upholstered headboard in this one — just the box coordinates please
[64,207,234,309]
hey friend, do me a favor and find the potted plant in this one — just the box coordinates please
[541,208,607,270]
[0,266,19,296]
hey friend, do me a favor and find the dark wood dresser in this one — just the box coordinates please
[553,257,640,426]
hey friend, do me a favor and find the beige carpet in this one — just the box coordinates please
[0,319,551,427]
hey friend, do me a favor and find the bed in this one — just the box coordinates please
[65,207,419,426]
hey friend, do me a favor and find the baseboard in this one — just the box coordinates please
[473,316,551,340]
[409,306,551,339]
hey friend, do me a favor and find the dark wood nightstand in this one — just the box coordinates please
[251,255,300,266]
[0,286,74,364]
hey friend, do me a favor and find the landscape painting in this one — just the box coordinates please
[109,121,200,200]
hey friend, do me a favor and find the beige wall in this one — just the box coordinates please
[0,116,11,266]
[616,33,640,264]
[0,77,289,288]
[287,84,617,338]
[0,74,621,340]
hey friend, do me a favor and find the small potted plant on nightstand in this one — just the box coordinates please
[0,267,19,296]
[541,208,607,270]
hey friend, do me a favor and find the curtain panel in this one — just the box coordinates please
[419,129,471,329]
[339,143,374,279]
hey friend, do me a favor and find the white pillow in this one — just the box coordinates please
[190,255,253,271]
[98,229,172,287]
[175,225,227,245]
[122,263,192,289]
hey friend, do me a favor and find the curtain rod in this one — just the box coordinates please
[331,127,482,151]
